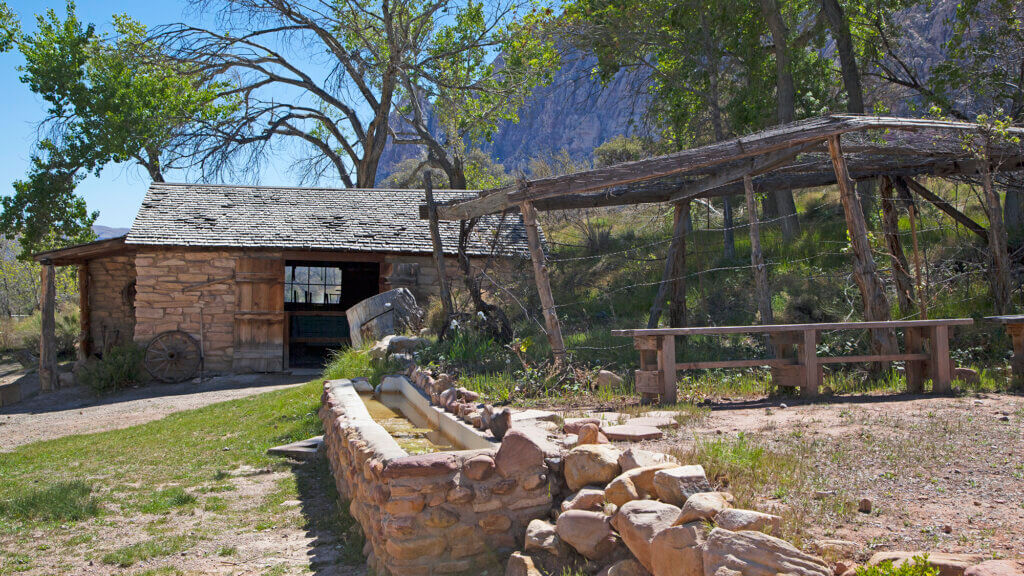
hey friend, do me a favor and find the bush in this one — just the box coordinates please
[77,344,145,394]
[856,556,939,576]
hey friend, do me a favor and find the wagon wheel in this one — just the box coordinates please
[145,330,201,383]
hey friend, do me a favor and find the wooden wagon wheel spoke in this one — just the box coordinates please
[144,330,201,383]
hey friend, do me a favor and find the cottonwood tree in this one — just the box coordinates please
[2,3,232,256]
[158,0,557,189]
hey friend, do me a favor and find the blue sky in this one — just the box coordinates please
[0,0,296,228]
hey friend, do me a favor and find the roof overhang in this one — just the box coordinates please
[33,236,133,266]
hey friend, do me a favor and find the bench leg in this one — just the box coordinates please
[905,327,925,394]
[1007,325,1024,389]
[930,325,951,394]
[659,334,677,405]
[800,329,820,397]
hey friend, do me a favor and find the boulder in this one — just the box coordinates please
[603,424,664,442]
[619,448,678,472]
[564,418,603,435]
[607,558,651,576]
[565,444,622,491]
[611,500,683,572]
[964,560,1024,576]
[810,539,859,561]
[650,522,706,576]
[388,335,428,354]
[713,509,782,535]
[702,528,832,576]
[868,552,985,576]
[368,335,394,360]
[351,377,374,393]
[605,463,679,507]
[953,366,981,385]
[597,370,625,389]
[562,488,607,512]
[506,552,543,576]
[653,465,712,506]
[494,428,558,477]
[525,519,564,556]
[578,423,610,446]
[489,407,513,440]
[556,510,619,560]
[676,492,731,525]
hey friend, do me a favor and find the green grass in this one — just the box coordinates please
[0,480,101,523]
[101,535,195,567]
[138,487,197,514]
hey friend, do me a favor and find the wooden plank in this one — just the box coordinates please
[744,175,773,324]
[233,256,284,373]
[676,358,797,370]
[903,178,988,242]
[32,236,132,265]
[931,325,952,393]
[521,200,566,363]
[800,329,819,396]
[78,263,91,359]
[424,172,454,319]
[816,353,930,364]
[660,333,677,404]
[905,326,925,393]
[612,318,973,337]
[635,370,664,394]
[39,262,57,391]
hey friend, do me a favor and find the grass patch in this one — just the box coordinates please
[139,487,197,514]
[217,545,237,556]
[101,534,195,567]
[0,480,100,523]
[0,551,32,575]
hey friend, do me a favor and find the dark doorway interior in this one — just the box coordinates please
[285,260,380,368]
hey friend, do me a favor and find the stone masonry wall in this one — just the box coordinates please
[319,380,558,576]
[133,248,257,372]
[87,255,136,352]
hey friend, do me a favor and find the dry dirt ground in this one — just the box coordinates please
[634,392,1024,562]
[0,372,313,451]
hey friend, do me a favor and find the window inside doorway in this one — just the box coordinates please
[285,263,343,306]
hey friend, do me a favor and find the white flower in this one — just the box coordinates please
[477,311,486,320]
[449,319,460,330]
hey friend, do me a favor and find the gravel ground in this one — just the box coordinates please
[0,371,316,451]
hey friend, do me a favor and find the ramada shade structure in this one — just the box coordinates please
[424,115,1024,363]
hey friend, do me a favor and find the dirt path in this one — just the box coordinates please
[0,372,315,451]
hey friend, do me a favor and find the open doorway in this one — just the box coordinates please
[284,260,380,368]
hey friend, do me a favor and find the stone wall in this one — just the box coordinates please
[133,248,249,372]
[87,255,137,352]
[319,378,557,576]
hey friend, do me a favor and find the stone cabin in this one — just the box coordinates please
[33,183,529,386]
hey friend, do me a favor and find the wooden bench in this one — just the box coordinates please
[984,315,1024,385]
[612,319,974,402]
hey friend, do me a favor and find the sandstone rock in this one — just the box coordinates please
[597,370,625,389]
[351,377,374,393]
[714,508,782,534]
[490,407,512,440]
[605,463,679,507]
[562,488,607,512]
[868,552,985,576]
[556,510,619,560]
[603,424,664,441]
[565,444,622,491]
[653,465,712,506]
[525,519,564,556]
[506,552,544,576]
[564,417,603,435]
[611,500,683,572]
[811,539,859,561]
[608,558,651,576]
[629,416,680,429]
[953,366,981,385]
[479,513,512,533]
[388,335,428,354]
[381,453,458,478]
[578,423,610,446]
[619,448,678,472]
[676,492,731,525]
[964,560,1024,576]
[369,336,393,360]
[463,454,496,481]
[702,528,832,576]
[494,428,559,477]
[650,522,706,576]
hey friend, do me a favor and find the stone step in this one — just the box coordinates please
[267,435,323,460]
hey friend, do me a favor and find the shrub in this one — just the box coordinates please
[77,343,145,394]
[856,556,939,576]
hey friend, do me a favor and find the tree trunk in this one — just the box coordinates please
[722,196,736,259]
[669,203,689,328]
[744,176,774,325]
[521,201,566,364]
[648,204,689,328]
[39,261,57,391]
[759,0,800,240]
[880,177,917,317]
[424,173,454,321]
[1004,176,1024,245]
[982,153,1013,315]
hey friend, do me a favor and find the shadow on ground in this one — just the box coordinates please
[291,456,367,576]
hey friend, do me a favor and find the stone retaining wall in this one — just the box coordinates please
[319,378,558,576]
[87,254,137,352]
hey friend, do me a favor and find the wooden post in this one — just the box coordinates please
[660,331,677,404]
[520,200,566,364]
[907,201,927,319]
[39,261,57,391]
[669,202,689,329]
[78,263,91,359]
[827,136,898,354]
[930,325,951,393]
[800,329,819,397]
[981,152,1012,315]
[424,172,454,321]
[880,177,917,317]
[744,176,773,325]
[647,203,689,329]
[905,327,925,393]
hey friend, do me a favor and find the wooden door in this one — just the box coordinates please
[233,256,285,372]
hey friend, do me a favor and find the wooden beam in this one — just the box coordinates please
[744,176,773,325]
[902,178,988,242]
[827,135,898,354]
[78,263,91,359]
[981,152,1013,315]
[32,236,131,266]
[647,203,690,328]
[39,261,57,391]
[520,200,566,364]
[880,177,917,317]
[424,172,454,320]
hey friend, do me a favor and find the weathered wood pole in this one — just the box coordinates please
[669,202,690,329]
[907,203,927,319]
[743,175,774,325]
[78,263,91,359]
[39,260,57,391]
[903,177,988,243]
[879,177,917,318]
[424,172,454,321]
[647,203,689,328]
[981,152,1013,315]
[520,200,566,364]
[826,136,898,354]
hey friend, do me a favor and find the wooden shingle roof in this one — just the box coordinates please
[125,182,529,256]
